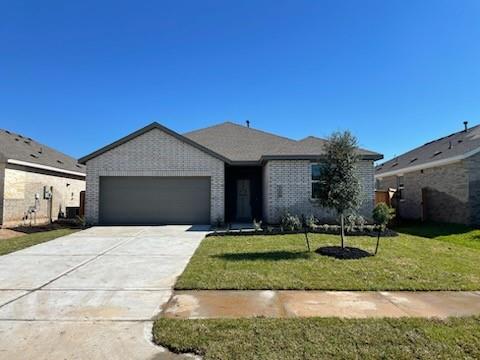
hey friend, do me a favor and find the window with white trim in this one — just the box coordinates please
[311,163,326,199]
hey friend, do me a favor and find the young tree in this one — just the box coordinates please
[372,203,394,255]
[316,131,361,248]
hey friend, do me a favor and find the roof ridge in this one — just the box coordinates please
[185,121,297,142]
[1,128,34,141]
[232,122,298,142]
[0,128,85,173]
[183,121,233,136]
[376,123,480,174]
[1,128,83,163]
[377,123,480,168]
[298,135,328,142]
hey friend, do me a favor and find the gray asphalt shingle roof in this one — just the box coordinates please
[265,136,380,158]
[0,129,86,174]
[79,121,383,164]
[183,122,297,162]
[184,122,382,162]
[375,124,480,176]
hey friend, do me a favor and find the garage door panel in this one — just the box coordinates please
[99,177,210,225]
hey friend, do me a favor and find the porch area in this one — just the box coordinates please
[224,165,263,223]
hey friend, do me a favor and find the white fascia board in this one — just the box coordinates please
[374,147,480,179]
[7,159,86,177]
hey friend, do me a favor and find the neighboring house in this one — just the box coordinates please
[0,129,86,228]
[375,122,480,226]
[79,121,382,225]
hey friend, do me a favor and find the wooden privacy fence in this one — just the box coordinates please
[375,190,394,207]
[79,191,85,217]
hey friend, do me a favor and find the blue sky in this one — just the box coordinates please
[1,0,479,162]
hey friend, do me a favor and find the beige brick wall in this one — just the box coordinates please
[0,162,5,224]
[85,128,225,225]
[376,161,470,224]
[263,160,375,223]
[376,175,397,191]
[2,166,85,227]
[466,151,480,225]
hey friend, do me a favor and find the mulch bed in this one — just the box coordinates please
[7,221,83,235]
[315,246,373,259]
[208,227,397,238]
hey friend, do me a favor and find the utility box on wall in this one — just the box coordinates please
[43,186,52,200]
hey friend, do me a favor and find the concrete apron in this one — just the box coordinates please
[162,290,480,319]
[0,225,208,360]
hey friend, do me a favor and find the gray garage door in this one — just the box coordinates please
[99,176,211,225]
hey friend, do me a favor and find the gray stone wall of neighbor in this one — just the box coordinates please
[0,162,5,225]
[85,128,225,225]
[465,151,480,225]
[263,160,375,223]
[377,161,470,224]
[2,166,85,227]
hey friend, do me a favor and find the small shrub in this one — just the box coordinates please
[355,215,366,231]
[345,213,366,232]
[372,203,395,255]
[319,224,331,232]
[281,212,302,231]
[372,203,394,230]
[305,214,317,230]
[75,215,86,228]
[253,219,263,232]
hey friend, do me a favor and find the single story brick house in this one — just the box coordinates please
[79,122,382,225]
[375,122,480,226]
[0,129,86,228]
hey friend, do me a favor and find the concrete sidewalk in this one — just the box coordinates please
[162,290,480,319]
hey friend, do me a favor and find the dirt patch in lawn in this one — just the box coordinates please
[0,229,24,240]
[1,222,81,240]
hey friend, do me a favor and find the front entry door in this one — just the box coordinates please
[236,179,251,221]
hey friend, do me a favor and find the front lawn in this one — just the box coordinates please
[395,222,480,250]
[175,229,480,290]
[153,317,480,360]
[0,228,79,255]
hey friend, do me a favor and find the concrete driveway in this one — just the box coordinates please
[0,225,208,360]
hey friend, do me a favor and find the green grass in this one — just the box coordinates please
[163,224,480,358]
[175,229,480,290]
[153,317,480,360]
[395,222,480,250]
[0,229,79,255]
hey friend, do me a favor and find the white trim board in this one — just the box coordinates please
[7,159,86,177]
[375,147,480,179]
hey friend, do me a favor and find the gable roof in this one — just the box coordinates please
[78,122,230,164]
[0,129,85,175]
[185,122,382,162]
[183,122,297,163]
[80,121,383,165]
[375,124,480,177]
